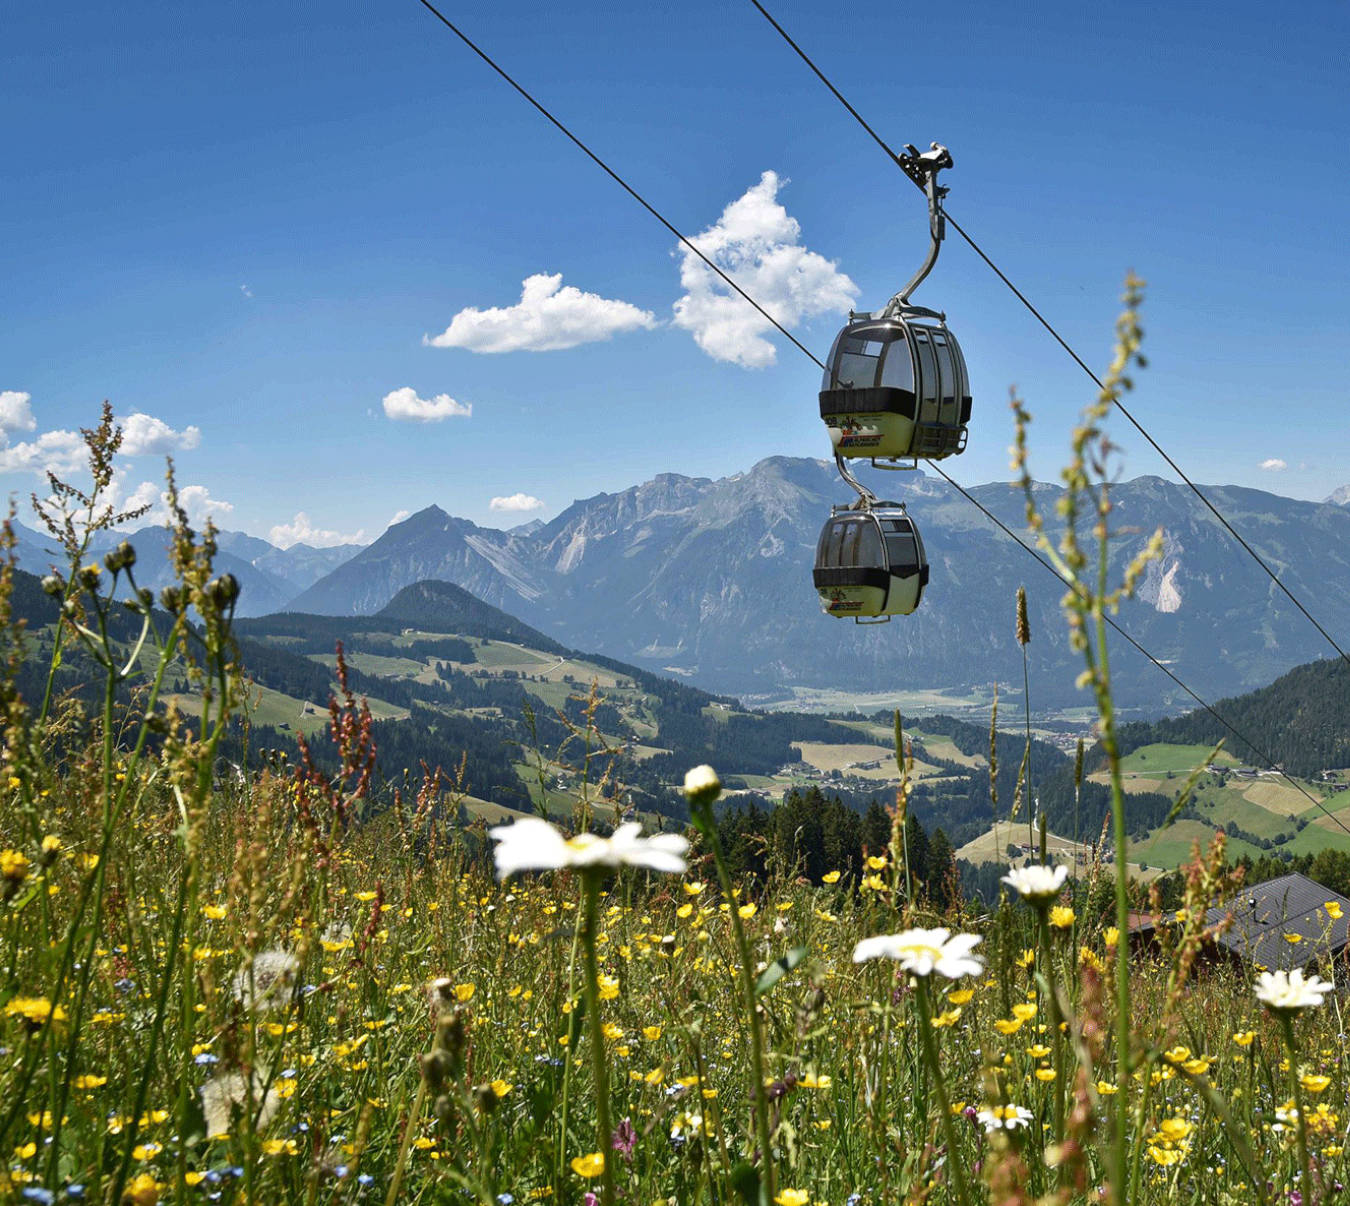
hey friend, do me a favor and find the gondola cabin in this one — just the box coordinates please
[820,310,971,466]
[813,505,929,620]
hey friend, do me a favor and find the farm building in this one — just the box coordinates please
[1131,872,1350,977]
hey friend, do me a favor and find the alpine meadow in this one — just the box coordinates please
[4,3,1350,1205]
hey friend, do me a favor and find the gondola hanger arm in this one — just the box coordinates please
[887,142,952,309]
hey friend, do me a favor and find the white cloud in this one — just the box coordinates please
[268,511,366,550]
[672,171,857,368]
[100,478,232,530]
[1260,458,1288,471]
[0,391,37,440]
[0,428,86,476]
[424,273,656,353]
[102,471,161,517]
[240,284,253,299]
[119,412,201,456]
[490,493,545,513]
[382,387,472,423]
[387,508,411,527]
[172,484,233,525]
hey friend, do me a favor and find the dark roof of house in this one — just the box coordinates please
[1205,872,1350,971]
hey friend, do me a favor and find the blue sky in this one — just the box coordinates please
[3,0,1347,547]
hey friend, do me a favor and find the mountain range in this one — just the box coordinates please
[9,520,361,614]
[10,460,1350,710]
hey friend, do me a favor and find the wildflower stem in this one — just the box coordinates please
[914,979,973,1206]
[1094,551,1134,1206]
[579,872,616,1206]
[1281,1014,1312,1199]
[385,1079,429,1206]
[1037,910,1065,1145]
[698,805,776,1206]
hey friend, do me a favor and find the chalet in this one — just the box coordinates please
[1131,873,1350,979]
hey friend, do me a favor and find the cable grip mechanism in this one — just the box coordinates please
[887,142,952,310]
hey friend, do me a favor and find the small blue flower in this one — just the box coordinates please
[194,1053,218,1066]
[357,1174,374,1188]
[333,1165,350,1179]
[65,1187,85,1201]
[21,1188,55,1205]
[496,1196,515,1205]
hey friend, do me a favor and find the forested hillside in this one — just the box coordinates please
[1114,656,1350,777]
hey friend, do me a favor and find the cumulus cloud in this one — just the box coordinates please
[382,388,472,423]
[111,477,161,516]
[1260,458,1288,471]
[97,478,232,530]
[672,171,857,368]
[0,429,86,476]
[387,508,411,527]
[0,404,202,477]
[424,273,656,353]
[119,412,201,456]
[268,511,366,550]
[0,391,37,440]
[490,493,545,513]
[173,485,233,524]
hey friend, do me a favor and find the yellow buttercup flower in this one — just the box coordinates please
[775,1191,810,1206]
[570,1152,605,1178]
[821,871,841,884]
[1325,902,1343,920]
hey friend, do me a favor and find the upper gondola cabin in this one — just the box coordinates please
[819,309,971,465]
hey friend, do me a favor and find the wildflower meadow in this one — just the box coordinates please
[5,300,1350,1205]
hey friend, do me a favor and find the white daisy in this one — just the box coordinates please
[852,927,985,980]
[1254,968,1333,1014]
[1001,863,1069,903]
[682,764,723,806]
[489,818,688,880]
